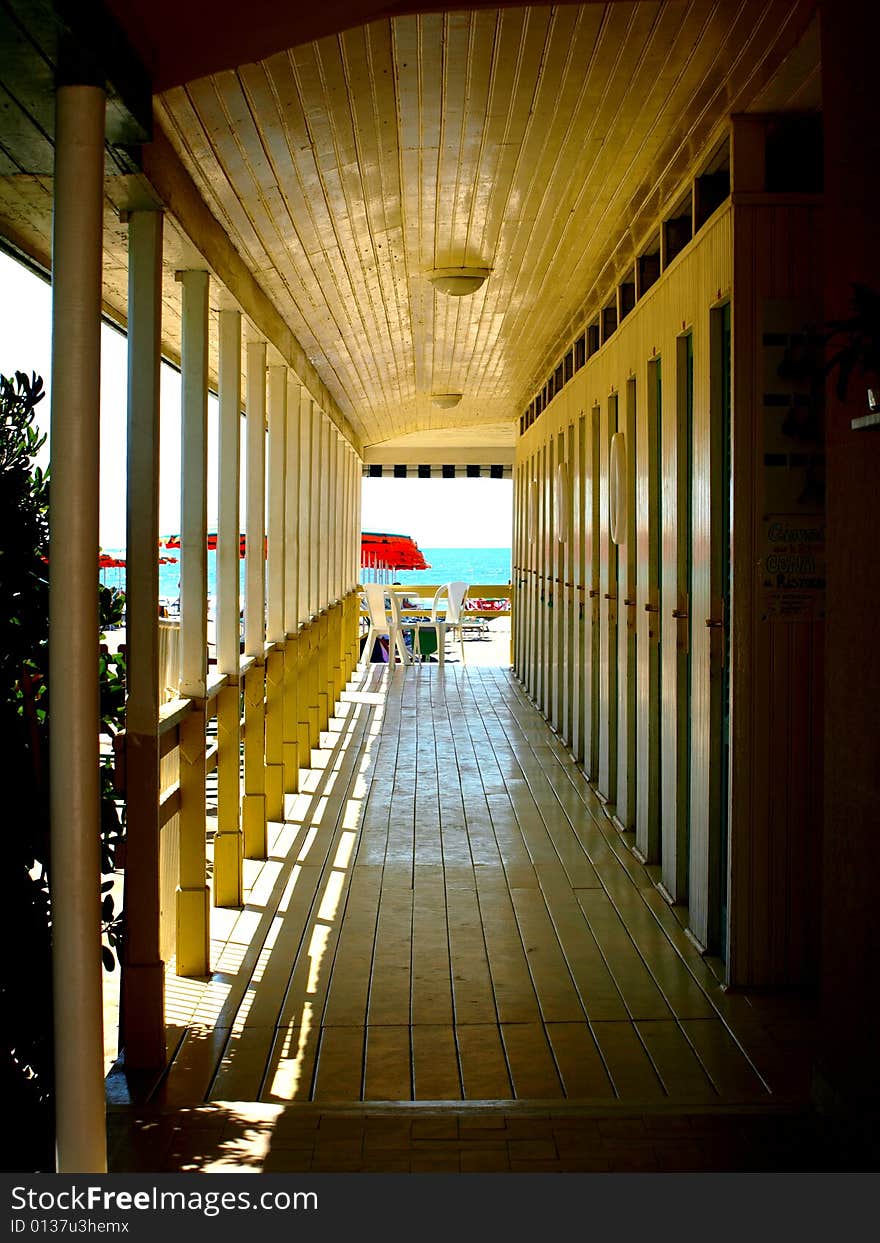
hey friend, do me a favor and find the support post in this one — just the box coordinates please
[122,207,166,1069]
[243,340,267,858]
[283,373,301,793]
[265,362,287,821]
[214,308,243,908]
[49,82,107,1174]
[175,268,210,977]
[302,392,320,750]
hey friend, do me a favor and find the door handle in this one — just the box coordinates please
[706,617,725,668]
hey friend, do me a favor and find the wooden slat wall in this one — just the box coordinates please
[516,196,825,989]
[515,205,733,966]
[730,200,824,989]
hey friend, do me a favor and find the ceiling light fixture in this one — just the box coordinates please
[431,393,463,408]
[427,267,491,296]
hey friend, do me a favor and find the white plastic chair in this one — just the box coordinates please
[361,583,411,665]
[407,594,447,665]
[432,581,469,663]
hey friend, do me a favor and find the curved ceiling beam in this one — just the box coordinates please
[105,0,599,91]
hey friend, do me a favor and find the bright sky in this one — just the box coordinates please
[0,248,512,549]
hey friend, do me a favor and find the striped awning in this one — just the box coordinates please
[362,464,511,479]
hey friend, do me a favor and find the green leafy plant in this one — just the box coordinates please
[0,371,127,1170]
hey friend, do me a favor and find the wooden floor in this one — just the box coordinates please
[127,663,817,1112]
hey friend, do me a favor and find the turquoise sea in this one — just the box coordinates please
[99,546,512,605]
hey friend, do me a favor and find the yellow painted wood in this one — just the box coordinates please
[242,663,267,859]
[282,634,300,794]
[316,612,330,731]
[304,623,320,752]
[213,682,243,908]
[176,704,210,976]
[265,647,285,822]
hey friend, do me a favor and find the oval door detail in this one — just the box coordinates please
[555,461,570,543]
[609,430,627,545]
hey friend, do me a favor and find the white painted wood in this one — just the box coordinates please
[267,363,287,643]
[48,83,108,1175]
[341,441,350,596]
[310,400,321,616]
[178,269,210,699]
[126,210,163,733]
[319,413,331,609]
[123,207,165,1071]
[337,434,346,599]
[245,340,267,658]
[217,308,242,676]
[298,388,313,623]
[328,425,338,601]
[284,372,300,636]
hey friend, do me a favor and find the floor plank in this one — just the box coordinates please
[364,1025,412,1100]
[591,1020,666,1099]
[412,1025,462,1099]
[456,1023,514,1099]
[545,1021,616,1099]
[154,665,814,1110]
[500,1022,564,1099]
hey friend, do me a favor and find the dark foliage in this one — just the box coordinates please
[0,371,127,1171]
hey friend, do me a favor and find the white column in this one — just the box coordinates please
[245,341,267,657]
[341,440,350,594]
[298,388,312,625]
[317,411,329,610]
[328,428,338,601]
[214,307,243,909]
[122,207,165,1071]
[216,309,242,677]
[49,82,107,1175]
[178,270,210,700]
[310,401,321,615]
[336,434,345,599]
[266,364,287,643]
[356,454,363,584]
[175,269,211,976]
[284,373,300,637]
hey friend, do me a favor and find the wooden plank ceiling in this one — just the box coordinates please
[155,1,816,448]
[0,2,817,450]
